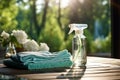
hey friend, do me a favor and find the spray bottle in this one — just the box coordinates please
[68,24,88,67]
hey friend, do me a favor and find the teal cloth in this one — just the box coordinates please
[11,51,56,65]
[4,49,73,70]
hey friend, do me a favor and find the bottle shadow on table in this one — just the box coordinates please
[57,66,86,80]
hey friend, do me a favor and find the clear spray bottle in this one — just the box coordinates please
[68,24,88,67]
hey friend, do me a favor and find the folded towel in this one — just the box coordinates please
[3,59,70,72]
[11,51,55,65]
[11,49,71,65]
[3,59,27,69]
[4,49,73,70]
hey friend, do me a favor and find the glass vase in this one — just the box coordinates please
[5,42,16,58]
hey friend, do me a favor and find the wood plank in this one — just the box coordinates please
[1,56,120,80]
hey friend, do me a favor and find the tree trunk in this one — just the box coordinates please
[58,0,62,28]
[40,0,49,32]
[29,0,34,39]
[29,0,49,40]
[32,0,39,39]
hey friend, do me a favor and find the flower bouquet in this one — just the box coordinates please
[0,30,49,58]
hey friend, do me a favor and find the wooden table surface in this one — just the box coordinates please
[0,56,120,80]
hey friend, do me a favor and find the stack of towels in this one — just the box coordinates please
[3,49,73,70]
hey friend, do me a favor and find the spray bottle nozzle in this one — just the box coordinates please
[68,23,88,38]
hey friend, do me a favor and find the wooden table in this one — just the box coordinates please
[0,56,120,80]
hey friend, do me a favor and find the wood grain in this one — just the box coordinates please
[0,56,120,80]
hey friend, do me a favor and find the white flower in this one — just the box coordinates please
[12,30,28,44]
[1,31,10,39]
[23,39,40,51]
[39,43,49,51]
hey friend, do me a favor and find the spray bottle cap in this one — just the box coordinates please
[68,24,88,38]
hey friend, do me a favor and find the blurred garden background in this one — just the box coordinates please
[0,0,111,56]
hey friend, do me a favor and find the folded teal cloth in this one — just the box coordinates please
[4,49,73,70]
[11,51,56,65]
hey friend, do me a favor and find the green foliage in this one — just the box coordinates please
[91,33,111,53]
[0,0,18,32]
[0,36,10,47]
[0,0,111,53]
[85,30,93,53]
[39,19,65,52]
[64,35,73,53]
